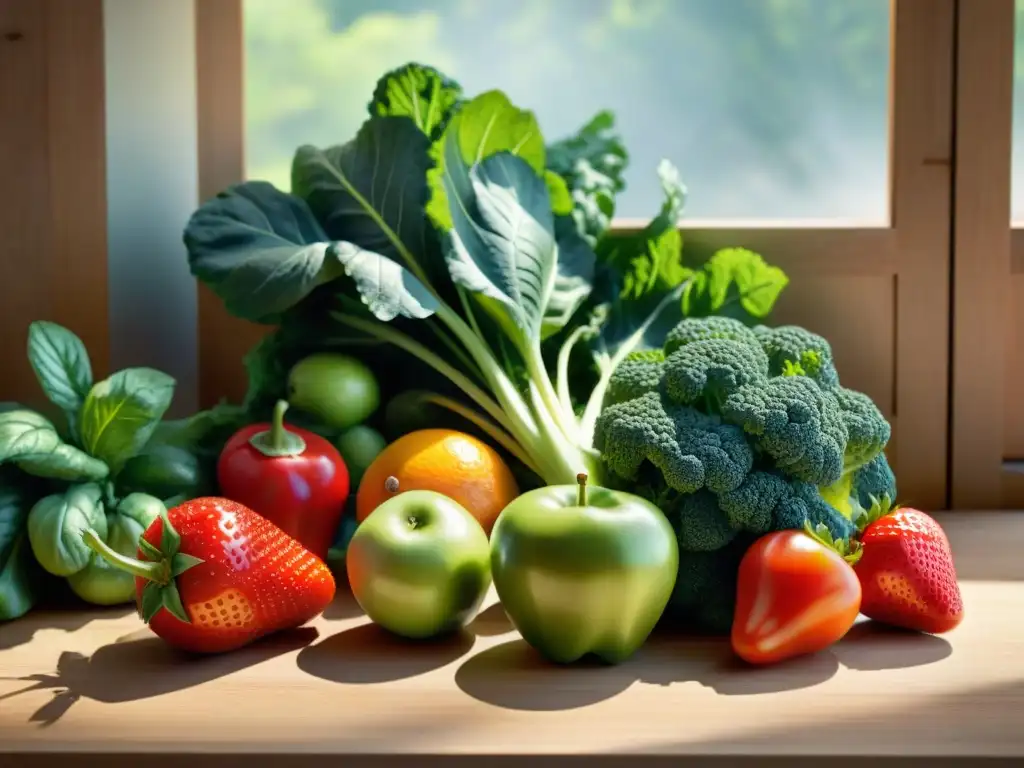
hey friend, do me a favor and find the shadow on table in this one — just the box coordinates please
[831,620,952,671]
[467,603,515,637]
[453,627,843,712]
[0,627,318,726]
[321,581,365,621]
[297,623,476,684]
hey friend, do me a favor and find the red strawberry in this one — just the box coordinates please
[852,496,963,634]
[83,497,335,653]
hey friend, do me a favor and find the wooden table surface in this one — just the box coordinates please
[1,512,1023,767]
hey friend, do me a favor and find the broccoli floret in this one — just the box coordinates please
[663,338,770,407]
[594,391,753,494]
[664,316,760,355]
[754,324,841,388]
[833,386,891,471]
[721,375,848,486]
[851,453,897,510]
[716,470,786,535]
[670,490,737,552]
[605,349,665,406]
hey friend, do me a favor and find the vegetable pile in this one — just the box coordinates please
[178,61,892,633]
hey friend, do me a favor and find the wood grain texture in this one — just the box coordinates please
[0,512,1019,766]
[951,0,1015,508]
[195,0,269,408]
[0,0,107,406]
[888,0,954,510]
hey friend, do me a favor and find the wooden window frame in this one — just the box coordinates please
[195,0,955,510]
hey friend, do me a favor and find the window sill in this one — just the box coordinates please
[0,512,1021,767]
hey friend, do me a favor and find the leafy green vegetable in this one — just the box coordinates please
[185,182,342,323]
[27,320,93,433]
[79,368,176,475]
[27,483,106,578]
[183,62,791,495]
[683,248,790,322]
[0,409,108,481]
[0,467,48,621]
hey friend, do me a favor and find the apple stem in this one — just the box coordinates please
[576,472,588,507]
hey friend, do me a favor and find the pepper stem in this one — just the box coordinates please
[576,472,588,507]
[249,399,306,457]
[81,528,170,584]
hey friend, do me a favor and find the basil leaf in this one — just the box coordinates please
[0,408,109,481]
[334,242,438,322]
[15,444,109,482]
[0,467,46,621]
[0,409,61,461]
[185,181,342,324]
[26,321,93,422]
[79,368,176,474]
[444,150,556,347]
[26,484,106,577]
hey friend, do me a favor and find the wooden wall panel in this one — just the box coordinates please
[195,0,268,408]
[0,0,107,407]
[951,0,1015,508]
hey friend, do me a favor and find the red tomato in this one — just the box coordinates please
[732,529,861,665]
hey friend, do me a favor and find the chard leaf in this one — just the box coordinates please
[334,242,438,322]
[429,91,546,231]
[547,111,628,245]
[185,181,342,324]
[292,117,433,274]
[27,321,93,423]
[444,150,556,345]
[682,248,789,321]
[542,217,596,339]
[79,368,176,475]
[368,63,463,141]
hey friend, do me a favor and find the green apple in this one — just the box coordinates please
[287,353,379,430]
[335,425,387,487]
[490,473,678,665]
[346,490,491,639]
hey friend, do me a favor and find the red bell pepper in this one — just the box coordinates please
[82,496,335,654]
[217,400,350,560]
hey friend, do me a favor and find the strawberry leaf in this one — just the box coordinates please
[171,553,204,577]
[853,493,898,534]
[138,538,163,562]
[141,581,163,623]
[160,581,190,624]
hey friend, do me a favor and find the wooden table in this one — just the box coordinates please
[1,512,1023,767]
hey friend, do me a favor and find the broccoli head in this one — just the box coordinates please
[664,338,769,407]
[664,316,760,355]
[593,315,894,634]
[721,375,848,486]
[594,391,753,494]
[753,324,840,388]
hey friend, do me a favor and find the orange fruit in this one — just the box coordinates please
[356,429,519,535]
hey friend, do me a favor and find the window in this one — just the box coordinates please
[242,0,891,222]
